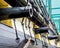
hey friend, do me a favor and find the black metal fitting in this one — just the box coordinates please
[33,27,49,34]
[48,35,58,40]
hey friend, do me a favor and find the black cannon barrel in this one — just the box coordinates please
[4,0,47,26]
[48,35,58,40]
[0,7,29,15]
[0,7,32,20]
[33,27,49,34]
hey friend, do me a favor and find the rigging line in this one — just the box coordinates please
[13,19,19,40]
[37,0,45,16]
[39,0,49,18]
[21,18,26,39]
[37,0,49,24]
[28,19,32,39]
[34,0,45,18]
[35,0,46,17]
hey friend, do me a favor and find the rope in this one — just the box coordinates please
[28,19,32,38]
[21,18,26,40]
[13,19,19,40]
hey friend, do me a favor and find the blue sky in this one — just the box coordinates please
[51,0,60,32]
[43,0,60,14]
[51,0,60,14]
[51,0,60,8]
[43,0,60,32]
